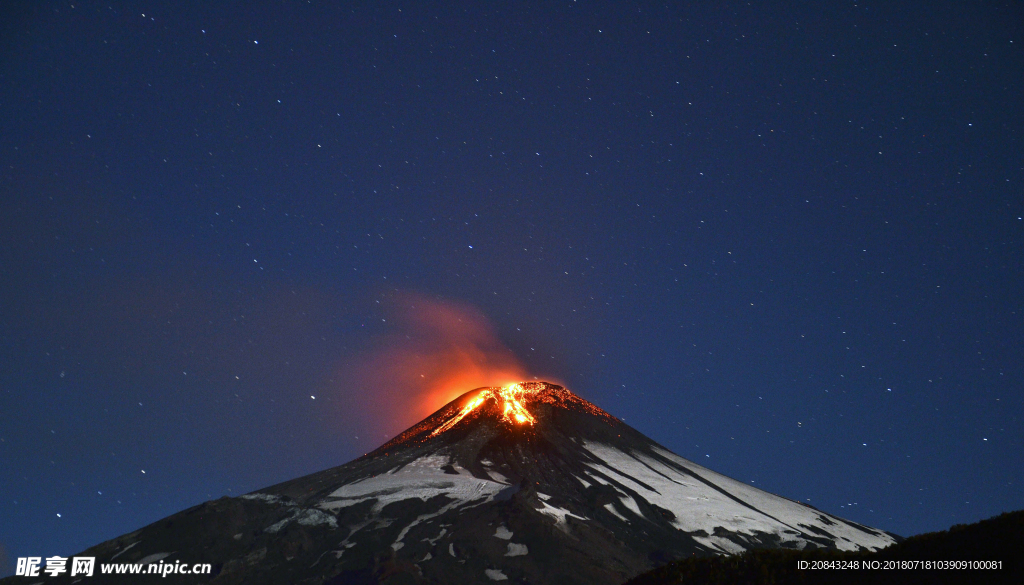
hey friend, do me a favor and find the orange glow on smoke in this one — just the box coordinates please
[336,294,533,438]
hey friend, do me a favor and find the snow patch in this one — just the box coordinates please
[692,535,747,555]
[618,494,643,518]
[109,541,139,560]
[240,493,286,504]
[485,568,509,581]
[505,543,528,557]
[603,503,628,522]
[494,525,513,540]
[266,518,291,533]
[486,469,510,483]
[393,501,463,549]
[296,508,338,528]
[320,454,509,513]
[536,500,587,527]
[480,459,511,483]
[137,552,172,565]
[423,527,447,545]
[266,507,337,533]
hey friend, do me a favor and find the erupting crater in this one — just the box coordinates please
[431,382,542,436]
[378,381,618,451]
[428,381,620,435]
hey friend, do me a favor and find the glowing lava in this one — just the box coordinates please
[430,394,489,436]
[376,381,619,452]
[429,382,539,436]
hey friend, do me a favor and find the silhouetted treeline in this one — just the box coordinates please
[623,510,1022,585]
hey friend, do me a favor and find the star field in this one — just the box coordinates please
[0,1,1021,572]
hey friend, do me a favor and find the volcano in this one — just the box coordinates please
[37,382,898,584]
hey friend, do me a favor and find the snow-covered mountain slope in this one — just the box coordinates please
[580,441,894,553]
[31,382,898,585]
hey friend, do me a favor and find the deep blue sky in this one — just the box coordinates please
[1,1,1021,572]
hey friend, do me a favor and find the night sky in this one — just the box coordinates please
[1,1,1021,573]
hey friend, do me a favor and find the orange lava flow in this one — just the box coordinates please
[497,383,537,425]
[430,394,488,436]
[429,382,538,436]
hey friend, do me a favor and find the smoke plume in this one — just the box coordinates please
[334,294,530,443]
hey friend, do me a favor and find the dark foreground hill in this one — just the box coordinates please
[624,510,1023,585]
